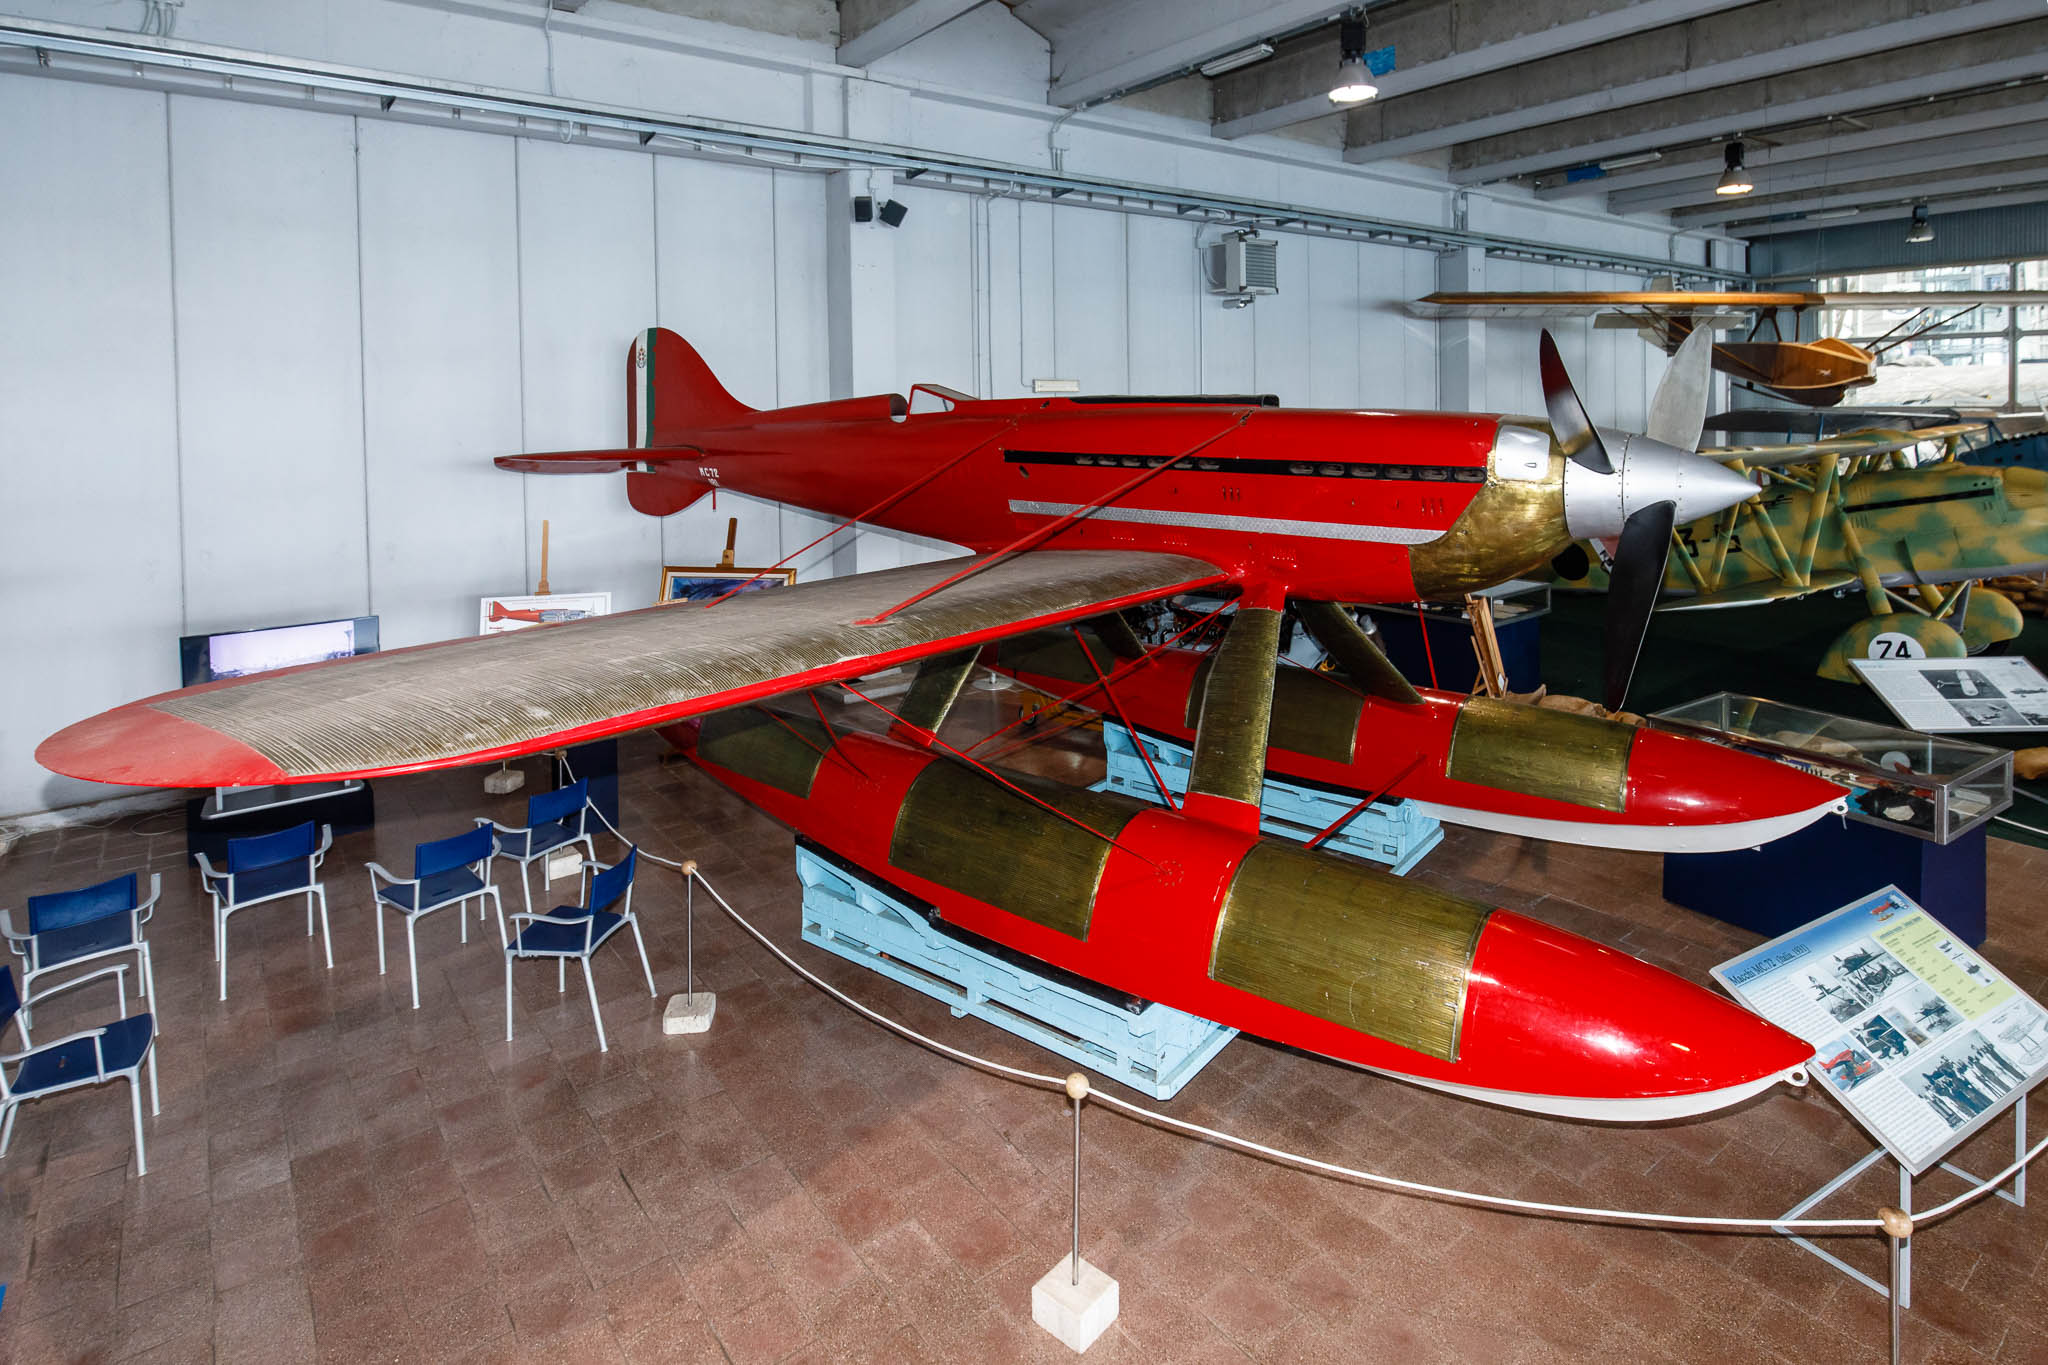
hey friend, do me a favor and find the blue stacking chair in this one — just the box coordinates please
[1,964,158,1175]
[366,825,505,1009]
[504,848,656,1053]
[477,779,600,921]
[2,872,161,1036]
[194,822,334,1001]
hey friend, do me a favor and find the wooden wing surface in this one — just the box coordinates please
[39,550,1227,788]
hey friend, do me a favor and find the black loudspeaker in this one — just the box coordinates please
[852,195,874,222]
[878,198,909,227]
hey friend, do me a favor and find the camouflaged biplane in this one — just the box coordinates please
[1552,424,2048,679]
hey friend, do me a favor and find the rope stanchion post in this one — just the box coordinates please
[661,859,716,1034]
[1033,1070,1119,1353]
[1069,1072,1087,1286]
[1880,1206,1913,1365]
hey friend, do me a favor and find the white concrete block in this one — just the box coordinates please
[1031,1255,1118,1353]
[662,992,716,1034]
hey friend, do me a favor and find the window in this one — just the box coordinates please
[1817,260,2046,411]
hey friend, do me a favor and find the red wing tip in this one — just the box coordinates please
[37,703,289,789]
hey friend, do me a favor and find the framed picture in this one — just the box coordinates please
[478,591,613,635]
[658,566,796,605]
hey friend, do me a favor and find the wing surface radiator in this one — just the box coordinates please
[40,551,1228,789]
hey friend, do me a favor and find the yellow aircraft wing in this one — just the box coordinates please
[1703,423,1985,469]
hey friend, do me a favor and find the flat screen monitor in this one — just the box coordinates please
[179,616,379,687]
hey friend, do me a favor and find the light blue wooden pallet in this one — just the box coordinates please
[795,843,1236,1100]
[1095,721,1443,875]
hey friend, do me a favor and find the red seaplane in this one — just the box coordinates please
[41,327,1823,1120]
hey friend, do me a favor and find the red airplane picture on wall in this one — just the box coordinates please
[42,324,1825,1122]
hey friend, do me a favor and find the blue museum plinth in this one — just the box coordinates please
[1663,815,1987,947]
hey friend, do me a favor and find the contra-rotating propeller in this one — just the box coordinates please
[1539,328,1740,713]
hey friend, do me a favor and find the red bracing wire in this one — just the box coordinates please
[699,420,1018,610]
[1071,628,1176,812]
[851,413,1251,627]
[1305,752,1426,850]
[839,680,1154,866]
[1414,603,1440,689]
[973,600,1235,761]
[805,691,871,780]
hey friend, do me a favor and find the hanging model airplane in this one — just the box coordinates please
[39,326,1820,1120]
[1551,422,2048,679]
[1410,289,2048,407]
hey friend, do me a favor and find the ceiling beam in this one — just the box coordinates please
[1039,0,1344,108]
[1343,0,2041,168]
[837,0,985,68]
[1211,0,1753,142]
[1539,81,2048,200]
[1442,30,2048,185]
[1736,187,2048,237]
[1676,158,2048,228]
[1608,121,2048,214]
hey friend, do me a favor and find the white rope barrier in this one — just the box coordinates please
[564,757,2046,1238]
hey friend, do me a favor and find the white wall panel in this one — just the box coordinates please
[1051,207,1129,392]
[1199,271,1256,394]
[1355,243,1438,410]
[170,96,368,633]
[893,186,977,394]
[1123,217,1200,395]
[1253,237,1309,403]
[357,119,525,651]
[656,157,780,572]
[772,172,840,583]
[0,78,181,816]
[515,138,661,609]
[1304,236,1361,409]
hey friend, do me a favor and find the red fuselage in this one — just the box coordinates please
[575,394,1537,603]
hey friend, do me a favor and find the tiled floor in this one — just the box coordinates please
[2,700,2045,1364]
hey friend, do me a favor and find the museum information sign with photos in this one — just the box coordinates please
[1850,655,2048,733]
[1714,886,2047,1174]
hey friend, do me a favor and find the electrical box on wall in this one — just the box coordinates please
[1206,235,1278,297]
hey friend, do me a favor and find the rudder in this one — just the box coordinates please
[628,327,753,448]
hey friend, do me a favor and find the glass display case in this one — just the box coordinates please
[1650,693,2013,844]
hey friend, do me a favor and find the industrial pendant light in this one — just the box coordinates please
[1714,140,1753,196]
[1906,204,1934,244]
[1329,11,1377,105]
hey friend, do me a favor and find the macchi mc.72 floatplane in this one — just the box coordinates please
[41,326,1832,1121]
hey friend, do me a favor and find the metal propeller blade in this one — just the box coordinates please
[1539,329,1613,475]
[1645,327,1713,453]
[1603,500,1677,713]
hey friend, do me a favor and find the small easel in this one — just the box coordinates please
[1464,594,1508,699]
[536,519,553,595]
[715,517,738,570]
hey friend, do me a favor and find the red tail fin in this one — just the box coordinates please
[629,328,752,448]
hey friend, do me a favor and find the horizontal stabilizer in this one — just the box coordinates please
[39,551,1226,788]
[496,449,682,474]
[1659,570,1858,611]
[495,449,716,515]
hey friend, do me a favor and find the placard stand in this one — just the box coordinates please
[1776,1095,2027,1307]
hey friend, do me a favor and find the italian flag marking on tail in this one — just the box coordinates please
[632,328,655,450]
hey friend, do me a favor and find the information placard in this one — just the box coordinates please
[1850,655,2048,733]
[1714,886,2048,1174]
